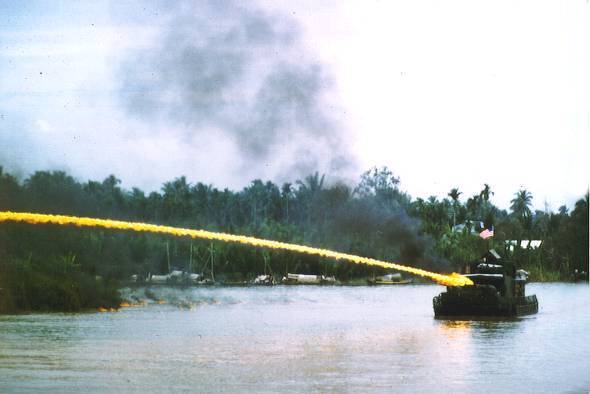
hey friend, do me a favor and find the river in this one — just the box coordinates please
[1,283,589,393]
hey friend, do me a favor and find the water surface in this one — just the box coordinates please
[1,283,589,393]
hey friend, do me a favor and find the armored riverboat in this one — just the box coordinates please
[433,250,538,318]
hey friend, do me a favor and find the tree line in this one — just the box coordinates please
[0,166,587,312]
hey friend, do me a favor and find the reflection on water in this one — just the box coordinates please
[1,283,588,393]
[438,319,474,337]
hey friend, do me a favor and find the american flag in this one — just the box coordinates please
[479,226,494,239]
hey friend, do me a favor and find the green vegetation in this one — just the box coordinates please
[0,166,587,313]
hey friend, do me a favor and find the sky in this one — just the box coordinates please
[1,0,588,211]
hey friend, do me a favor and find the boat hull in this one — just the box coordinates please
[367,279,413,285]
[433,285,538,318]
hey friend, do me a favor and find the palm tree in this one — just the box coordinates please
[558,205,569,216]
[480,184,494,202]
[448,188,462,227]
[466,195,481,218]
[510,189,533,235]
[448,188,462,203]
[510,189,533,219]
[244,179,267,227]
[281,183,293,223]
[478,184,495,228]
[296,172,325,214]
[296,172,325,200]
[575,192,589,212]
[161,176,192,221]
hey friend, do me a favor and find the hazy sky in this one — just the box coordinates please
[1,0,588,210]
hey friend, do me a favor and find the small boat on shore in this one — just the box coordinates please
[282,273,336,285]
[367,273,412,285]
[139,271,214,286]
[251,274,274,286]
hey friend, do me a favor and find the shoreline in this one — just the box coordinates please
[2,280,587,316]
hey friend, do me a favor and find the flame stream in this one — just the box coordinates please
[0,211,473,286]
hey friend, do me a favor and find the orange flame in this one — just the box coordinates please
[0,211,473,286]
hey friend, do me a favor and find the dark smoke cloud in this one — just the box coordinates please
[331,199,446,270]
[119,0,357,181]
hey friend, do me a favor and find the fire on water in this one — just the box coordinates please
[0,211,473,287]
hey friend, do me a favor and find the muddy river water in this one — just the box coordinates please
[1,283,589,393]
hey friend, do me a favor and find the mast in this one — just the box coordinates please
[166,241,171,274]
[209,242,215,282]
[189,242,193,273]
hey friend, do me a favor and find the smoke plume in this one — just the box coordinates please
[119,0,357,182]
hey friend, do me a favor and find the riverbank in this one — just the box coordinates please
[519,264,588,283]
[1,266,585,315]
[0,259,121,314]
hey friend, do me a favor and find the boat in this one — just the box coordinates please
[145,271,213,285]
[251,274,274,286]
[282,273,336,285]
[433,250,538,318]
[367,273,412,285]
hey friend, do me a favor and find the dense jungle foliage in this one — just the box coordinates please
[0,166,587,312]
